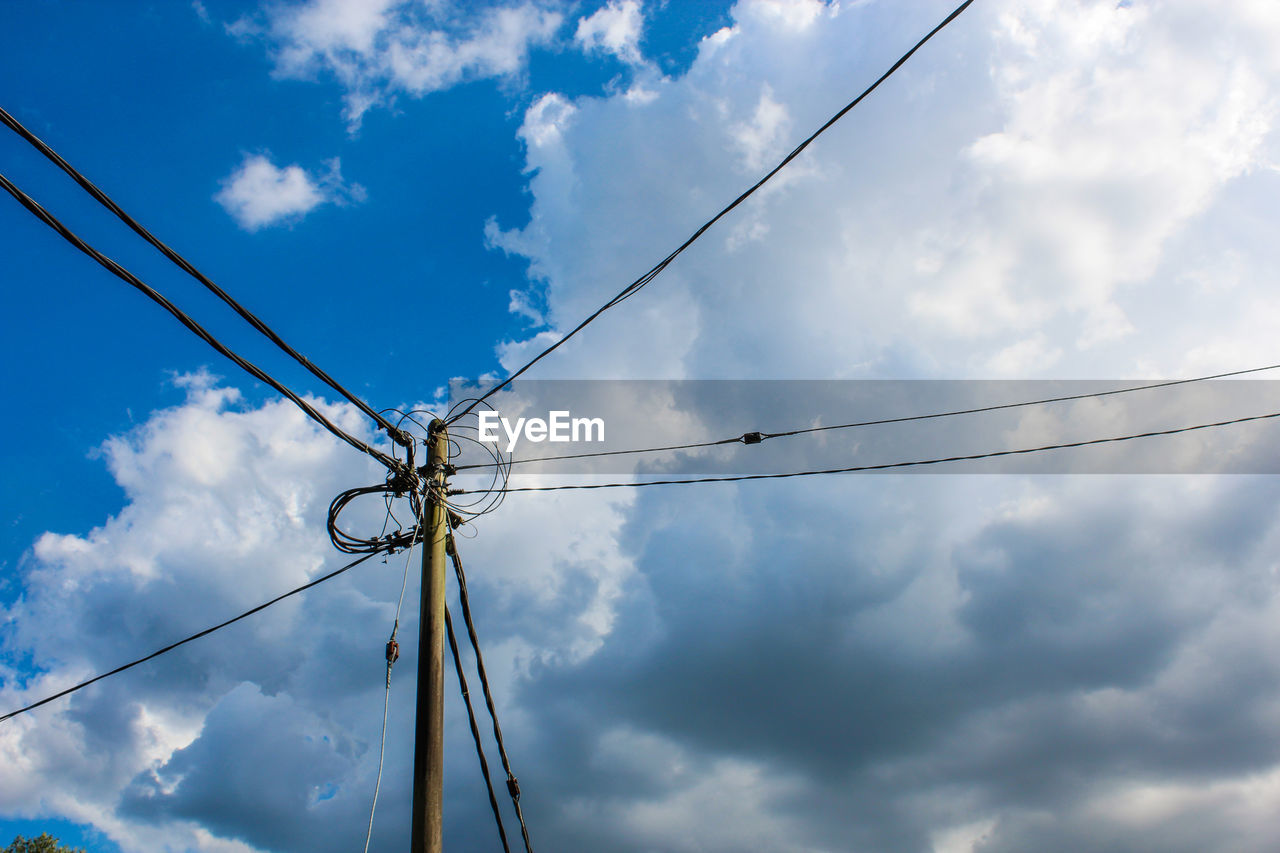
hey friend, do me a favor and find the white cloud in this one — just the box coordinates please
[385,4,562,93]
[730,85,790,171]
[272,0,396,61]
[737,0,828,33]
[215,155,365,231]
[0,375,636,851]
[508,288,545,326]
[933,0,1277,352]
[0,378,376,851]
[14,1,1280,851]
[235,0,563,128]
[575,0,646,66]
[469,0,1280,847]
[519,90,577,150]
[493,0,1280,380]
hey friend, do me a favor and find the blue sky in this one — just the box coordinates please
[0,0,732,583]
[5,1,1280,851]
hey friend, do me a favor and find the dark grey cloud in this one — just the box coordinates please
[122,684,359,851]
[489,475,1280,852]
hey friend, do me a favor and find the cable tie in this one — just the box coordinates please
[418,461,454,479]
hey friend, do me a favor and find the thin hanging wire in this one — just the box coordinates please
[363,478,422,853]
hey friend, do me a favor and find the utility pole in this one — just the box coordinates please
[411,420,449,853]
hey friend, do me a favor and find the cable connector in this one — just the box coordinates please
[387,469,419,497]
[385,637,399,688]
[386,424,415,450]
[740,432,766,445]
[506,774,521,802]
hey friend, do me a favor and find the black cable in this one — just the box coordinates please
[0,550,384,723]
[363,533,420,853]
[455,436,741,471]
[446,0,976,426]
[0,171,402,473]
[0,105,412,450]
[452,409,1280,493]
[365,419,426,550]
[439,416,513,520]
[408,402,513,519]
[329,481,424,554]
[327,417,508,558]
[453,364,1280,471]
[448,535,535,853]
[445,606,513,853]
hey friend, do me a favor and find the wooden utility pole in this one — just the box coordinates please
[411,420,449,853]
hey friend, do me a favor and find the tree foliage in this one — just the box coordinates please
[3,835,85,853]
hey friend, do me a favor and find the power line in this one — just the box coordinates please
[448,534,535,852]
[0,105,412,450]
[446,605,513,853]
[363,535,420,853]
[0,550,383,724]
[446,0,976,426]
[453,363,1280,471]
[329,483,424,554]
[456,434,741,471]
[0,171,402,473]
[452,410,1280,494]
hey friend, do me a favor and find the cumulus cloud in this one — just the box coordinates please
[472,0,1280,849]
[215,154,365,231]
[574,0,646,65]
[0,374,635,851]
[231,0,563,128]
[498,0,1280,381]
[12,1,1280,851]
